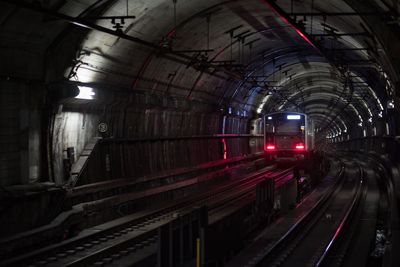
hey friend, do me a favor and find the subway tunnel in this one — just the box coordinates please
[1,0,400,266]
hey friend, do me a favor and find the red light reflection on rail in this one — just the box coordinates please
[222,138,227,159]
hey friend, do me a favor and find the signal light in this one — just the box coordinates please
[295,143,305,150]
[266,144,276,150]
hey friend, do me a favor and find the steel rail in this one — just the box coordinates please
[251,162,347,266]
[207,168,293,218]
[315,167,365,267]
[252,160,366,267]
[54,167,294,267]
[92,166,294,267]
[1,164,289,267]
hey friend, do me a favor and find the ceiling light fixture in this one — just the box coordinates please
[76,86,95,100]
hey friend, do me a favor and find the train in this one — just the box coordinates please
[263,112,314,161]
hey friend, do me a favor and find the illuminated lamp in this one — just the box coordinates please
[76,86,95,100]
[387,100,395,109]
[266,144,276,150]
[287,115,301,120]
[295,143,305,150]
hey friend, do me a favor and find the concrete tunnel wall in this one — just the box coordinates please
[0,0,260,187]
[50,90,260,186]
[0,80,44,186]
[0,81,261,187]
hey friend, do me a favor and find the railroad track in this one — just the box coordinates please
[207,167,292,223]
[1,164,294,267]
[252,159,365,267]
[316,155,392,267]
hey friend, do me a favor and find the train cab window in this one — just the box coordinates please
[275,117,304,134]
[276,123,301,133]
[265,123,275,133]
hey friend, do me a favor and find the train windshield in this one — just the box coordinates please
[276,121,302,133]
[265,114,305,133]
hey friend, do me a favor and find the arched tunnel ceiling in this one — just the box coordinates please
[1,0,400,139]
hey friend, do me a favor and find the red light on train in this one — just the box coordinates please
[295,143,305,150]
[266,144,276,150]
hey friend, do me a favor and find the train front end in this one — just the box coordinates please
[264,112,312,162]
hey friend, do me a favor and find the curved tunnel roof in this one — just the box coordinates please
[1,0,399,140]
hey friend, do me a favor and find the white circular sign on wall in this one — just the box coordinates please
[98,122,108,133]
